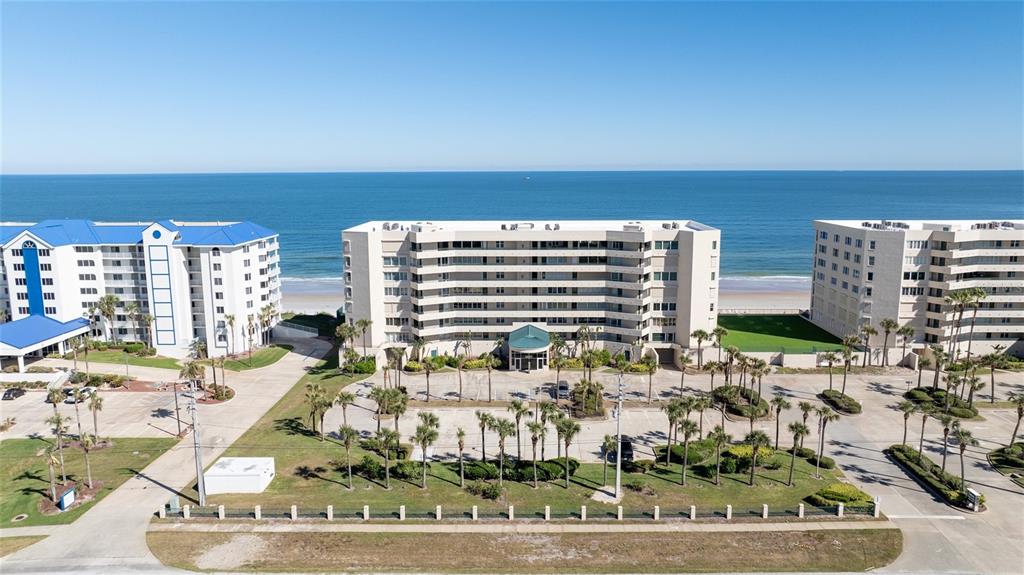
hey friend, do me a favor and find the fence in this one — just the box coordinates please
[273,321,320,339]
[160,501,879,522]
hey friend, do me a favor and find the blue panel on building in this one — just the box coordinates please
[22,243,44,315]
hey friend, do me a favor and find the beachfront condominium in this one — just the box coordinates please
[809,219,1024,359]
[342,220,720,369]
[0,219,282,361]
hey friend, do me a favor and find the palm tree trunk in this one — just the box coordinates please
[347,449,353,489]
[480,428,486,462]
[422,450,428,489]
[1010,415,1021,446]
[457,368,463,402]
[788,444,796,486]
[564,442,571,488]
[750,452,757,486]
[941,432,949,472]
[959,450,967,491]
[902,418,908,446]
[648,373,653,405]
[775,415,781,450]
[498,447,505,487]
[425,372,430,402]
[84,448,93,489]
[47,462,57,503]
[842,365,849,395]
[384,451,391,489]
[919,417,927,462]
[715,446,722,485]
[990,371,996,404]
[665,422,674,465]
[532,443,539,488]
[681,438,690,485]
[459,450,465,487]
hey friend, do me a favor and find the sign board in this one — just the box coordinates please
[966,488,981,509]
[58,487,76,511]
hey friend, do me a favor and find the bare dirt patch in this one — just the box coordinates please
[193,533,269,570]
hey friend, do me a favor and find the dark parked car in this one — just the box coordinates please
[2,388,26,401]
[556,380,571,400]
[604,435,635,463]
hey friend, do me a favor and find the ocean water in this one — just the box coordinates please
[1,171,1021,285]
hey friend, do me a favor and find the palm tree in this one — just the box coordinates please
[694,395,712,438]
[529,422,546,488]
[676,352,692,398]
[786,422,810,486]
[483,352,496,402]
[879,318,899,366]
[965,376,984,408]
[678,419,699,486]
[963,288,987,361]
[938,414,955,472]
[539,401,559,460]
[70,388,87,441]
[368,387,389,432]
[897,325,915,365]
[88,392,103,441]
[96,294,121,344]
[389,389,408,434]
[601,434,615,486]
[820,351,839,391]
[661,400,683,465]
[411,337,426,362]
[917,357,931,388]
[549,333,566,387]
[897,400,916,446]
[508,399,530,459]
[691,329,710,369]
[712,326,728,363]
[555,417,581,488]
[815,407,839,479]
[246,314,256,362]
[752,358,769,399]
[918,411,930,463]
[456,334,472,402]
[840,345,856,396]
[576,326,595,380]
[770,395,791,449]
[335,323,358,353]
[376,428,398,489]
[982,345,1006,404]
[930,345,948,390]
[798,401,814,448]
[124,302,140,343]
[46,413,69,483]
[412,423,439,489]
[493,418,516,486]
[860,325,878,367]
[80,434,95,489]
[334,391,356,426]
[356,319,372,357]
[225,314,236,356]
[338,424,357,489]
[745,430,770,486]
[944,290,969,358]
[724,345,739,384]
[456,427,467,487]
[952,422,978,493]
[422,357,434,402]
[1008,392,1024,445]
[44,447,59,503]
[709,425,731,486]
[704,361,722,392]
[304,382,329,439]
[476,411,492,462]
[643,356,658,404]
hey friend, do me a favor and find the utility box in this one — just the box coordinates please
[203,457,275,495]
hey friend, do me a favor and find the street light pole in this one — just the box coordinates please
[188,378,207,507]
[614,372,624,500]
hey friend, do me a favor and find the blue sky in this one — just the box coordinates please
[2,1,1021,173]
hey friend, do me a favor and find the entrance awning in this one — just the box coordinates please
[0,316,90,357]
[509,324,550,354]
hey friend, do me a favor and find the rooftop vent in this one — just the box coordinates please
[382,223,391,231]
[623,222,645,232]
[553,223,560,230]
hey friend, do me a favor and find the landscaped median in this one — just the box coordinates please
[885,444,984,511]
[987,442,1024,488]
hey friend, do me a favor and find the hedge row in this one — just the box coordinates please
[712,385,770,418]
[454,458,580,482]
[805,482,871,507]
[819,389,862,414]
[886,444,977,509]
[904,387,977,419]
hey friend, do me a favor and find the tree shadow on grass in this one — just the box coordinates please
[273,416,317,438]
[294,465,347,488]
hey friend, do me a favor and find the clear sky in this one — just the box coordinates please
[2,1,1021,174]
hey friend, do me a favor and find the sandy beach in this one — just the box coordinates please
[280,276,811,315]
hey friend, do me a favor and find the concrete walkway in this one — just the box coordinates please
[148,518,897,534]
[1,337,331,574]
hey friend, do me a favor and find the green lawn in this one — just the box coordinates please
[718,315,843,353]
[205,348,854,518]
[0,437,177,527]
[81,350,181,370]
[221,345,294,371]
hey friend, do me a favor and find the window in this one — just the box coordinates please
[383,256,407,266]
[75,246,93,253]
[819,230,828,239]
[845,237,852,246]
[214,278,222,285]
[842,266,849,275]
[841,281,849,290]
[868,240,876,250]
[853,269,860,279]
[902,287,925,296]
[212,248,221,257]
[216,306,225,313]
[77,260,95,267]
[15,278,25,286]
[854,254,861,263]
[383,272,408,281]
[42,278,53,285]
[653,271,677,281]
[830,277,837,285]
[712,240,718,250]
[868,256,875,266]
[13,264,24,271]
[245,287,252,295]
[44,307,56,314]
[80,288,98,295]
[855,239,863,248]
[79,274,96,281]
[865,287,872,297]
[244,273,251,281]
[213,263,222,271]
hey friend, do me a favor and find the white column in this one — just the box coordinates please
[17,355,25,373]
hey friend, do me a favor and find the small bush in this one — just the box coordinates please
[948,407,977,419]
[122,342,144,354]
[624,459,656,473]
[537,457,580,479]
[349,359,377,374]
[719,456,739,474]
[655,439,715,465]
[712,385,770,418]
[763,458,783,470]
[357,455,384,480]
[465,481,501,500]
[392,460,421,480]
[2,366,20,373]
[820,389,862,414]
[725,444,775,461]
[26,366,55,373]
[788,446,815,459]
[809,455,836,469]
[624,478,647,492]
[906,389,931,402]
[809,482,872,505]
[137,346,157,357]
[461,461,499,481]
[403,360,423,372]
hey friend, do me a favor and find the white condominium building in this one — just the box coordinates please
[809,219,1024,356]
[0,219,282,361]
[342,220,720,368]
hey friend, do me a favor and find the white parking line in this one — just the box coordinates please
[887,514,965,520]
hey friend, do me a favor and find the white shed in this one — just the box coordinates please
[203,457,275,494]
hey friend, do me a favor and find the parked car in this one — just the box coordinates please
[604,435,635,463]
[556,380,571,400]
[2,388,26,401]
[64,387,97,403]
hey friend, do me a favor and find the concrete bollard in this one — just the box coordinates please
[725,505,732,520]
[290,505,297,520]
[873,497,880,518]
[399,505,406,521]
[837,503,844,518]
[254,505,261,520]
[508,505,515,521]
[218,505,225,520]
[544,505,551,521]
[653,506,660,521]
[158,507,166,519]
[326,505,333,521]
[798,503,804,518]
[472,505,478,521]
[182,505,190,519]
[762,504,768,519]
[689,505,696,520]
[363,505,370,520]
[580,505,587,521]
[435,505,442,520]
[617,505,623,521]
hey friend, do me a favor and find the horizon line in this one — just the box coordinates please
[3,168,1023,177]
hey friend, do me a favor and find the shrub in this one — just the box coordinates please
[392,460,421,480]
[809,455,836,469]
[809,482,872,505]
[788,446,816,459]
[556,357,584,369]
[625,362,650,373]
[461,461,499,481]
[465,481,501,500]
[26,366,55,373]
[725,444,775,461]
[122,342,144,354]
[763,458,783,470]
[655,438,714,465]
[537,457,580,479]
[137,346,157,357]
[442,355,459,368]
[463,358,489,370]
[887,444,972,508]
[906,389,931,402]
[820,389,862,414]
[70,372,88,384]
[403,360,424,373]
[624,478,647,492]
[357,455,385,480]
[948,407,977,419]
[359,438,410,460]
[719,456,739,474]
[2,366,20,373]
[712,385,769,418]
[624,459,656,473]
[349,359,377,374]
